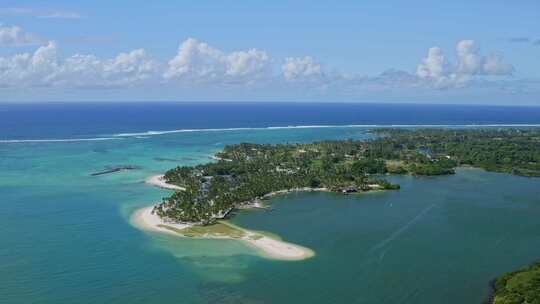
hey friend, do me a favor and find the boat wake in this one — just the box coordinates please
[368,203,437,253]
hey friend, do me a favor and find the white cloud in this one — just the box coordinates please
[416,47,450,79]
[416,40,514,88]
[456,40,513,75]
[482,54,514,75]
[0,7,81,19]
[56,48,159,87]
[0,42,159,88]
[0,25,42,46]
[456,40,483,74]
[0,36,521,95]
[164,38,270,84]
[281,56,322,82]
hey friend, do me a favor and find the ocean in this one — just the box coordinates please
[1,102,539,304]
[2,102,540,140]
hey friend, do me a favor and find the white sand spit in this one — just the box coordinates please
[242,232,314,261]
[131,204,314,261]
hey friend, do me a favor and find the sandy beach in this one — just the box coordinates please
[131,205,313,260]
[134,174,315,260]
[240,228,315,261]
[145,175,186,191]
[132,206,192,235]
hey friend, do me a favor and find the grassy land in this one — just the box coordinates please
[158,221,247,238]
[157,220,283,242]
[491,261,540,304]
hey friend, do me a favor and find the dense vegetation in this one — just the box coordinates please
[490,261,540,304]
[154,128,540,224]
[374,128,540,177]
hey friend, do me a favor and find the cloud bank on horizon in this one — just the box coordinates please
[0,1,538,104]
[0,27,516,90]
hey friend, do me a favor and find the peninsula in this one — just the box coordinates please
[132,205,314,260]
[134,128,539,261]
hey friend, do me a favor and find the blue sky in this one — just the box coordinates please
[0,0,539,104]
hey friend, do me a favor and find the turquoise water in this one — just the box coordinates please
[1,126,540,303]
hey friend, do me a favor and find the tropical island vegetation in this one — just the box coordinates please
[153,128,540,225]
[489,260,540,304]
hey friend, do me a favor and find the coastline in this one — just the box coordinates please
[261,187,329,199]
[145,175,186,191]
[131,204,314,260]
[133,175,315,261]
[132,206,192,235]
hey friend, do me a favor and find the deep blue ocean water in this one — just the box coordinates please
[1,102,540,140]
[1,102,539,304]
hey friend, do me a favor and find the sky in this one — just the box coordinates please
[0,0,539,104]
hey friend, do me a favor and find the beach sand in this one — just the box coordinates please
[134,174,315,261]
[131,205,314,261]
[241,228,315,261]
[145,175,186,191]
[132,206,192,235]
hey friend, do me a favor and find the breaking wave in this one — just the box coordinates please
[111,124,540,137]
[0,137,120,144]
[3,124,539,144]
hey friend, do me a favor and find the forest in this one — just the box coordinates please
[154,128,540,224]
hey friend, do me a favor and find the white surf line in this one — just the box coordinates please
[4,123,540,144]
[111,124,540,138]
[0,137,120,143]
[368,203,437,253]
[112,126,349,137]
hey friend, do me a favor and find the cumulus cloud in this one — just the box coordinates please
[456,40,483,74]
[0,37,272,89]
[164,38,270,84]
[416,40,514,88]
[56,48,159,87]
[0,41,159,88]
[281,56,323,82]
[0,25,42,46]
[0,34,521,94]
[482,54,514,75]
[455,40,512,75]
[416,47,451,79]
[0,7,81,19]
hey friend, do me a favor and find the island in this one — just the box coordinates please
[134,128,540,261]
[488,261,540,304]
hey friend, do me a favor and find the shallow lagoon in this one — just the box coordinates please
[1,127,539,304]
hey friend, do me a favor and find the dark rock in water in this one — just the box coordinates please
[90,165,138,176]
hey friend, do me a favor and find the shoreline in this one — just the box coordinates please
[131,204,314,261]
[134,174,315,260]
[261,187,329,199]
[132,206,192,235]
[145,175,186,191]
[136,175,385,260]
